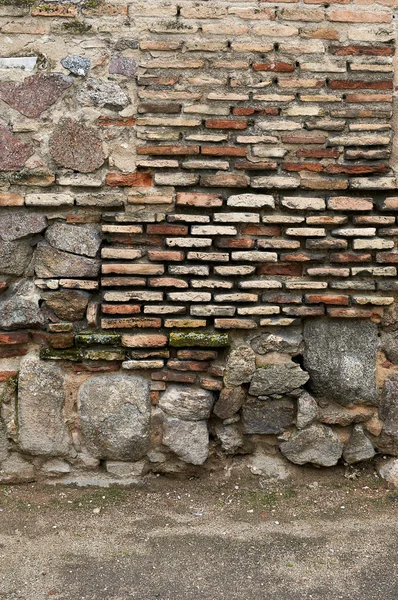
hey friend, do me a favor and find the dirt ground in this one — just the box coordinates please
[0,463,397,600]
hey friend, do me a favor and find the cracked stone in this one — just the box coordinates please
[0,73,72,118]
[249,361,309,396]
[242,398,295,435]
[159,385,214,421]
[109,55,138,78]
[296,391,319,429]
[78,78,129,110]
[162,417,209,465]
[0,238,34,276]
[224,346,256,386]
[35,242,100,278]
[49,119,104,173]
[0,120,33,171]
[61,55,90,76]
[342,425,375,464]
[213,386,246,420]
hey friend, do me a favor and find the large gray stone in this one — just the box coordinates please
[251,328,303,355]
[18,355,71,456]
[0,280,45,330]
[296,391,319,429]
[0,238,34,275]
[343,425,375,464]
[78,375,150,460]
[0,453,35,482]
[159,385,214,421]
[61,55,90,77]
[242,398,295,435]
[380,330,398,364]
[224,346,256,386]
[78,78,129,110]
[162,417,209,465]
[249,362,309,396]
[303,319,378,406]
[214,422,244,454]
[380,373,398,440]
[35,242,100,278]
[280,424,343,467]
[45,223,101,258]
[213,386,245,419]
[0,210,46,242]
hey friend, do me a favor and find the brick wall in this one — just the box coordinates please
[0,0,398,482]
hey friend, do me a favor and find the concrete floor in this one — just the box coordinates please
[0,465,397,600]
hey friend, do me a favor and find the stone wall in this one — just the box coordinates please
[1,0,398,483]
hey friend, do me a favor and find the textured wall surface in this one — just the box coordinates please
[1,0,398,484]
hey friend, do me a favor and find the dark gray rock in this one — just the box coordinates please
[78,78,129,110]
[0,238,34,275]
[213,386,245,419]
[251,328,303,355]
[0,280,45,330]
[380,330,398,363]
[162,417,208,465]
[0,73,72,118]
[0,210,46,242]
[343,425,375,464]
[0,120,33,171]
[380,373,398,439]
[109,55,137,78]
[249,362,309,396]
[42,289,89,321]
[303,319,378,406]
[280,423,343,467]
[242,398,295,435]
[296,391,319,429]
[114,38,139,51]
[61,55,90,76]
[224,346,256,386]
[159,385,214,421]
[45,223,101,258]
[49,119,104,173]
[35,242,100,278]
[18,355,71,456]
[78,375,150,460]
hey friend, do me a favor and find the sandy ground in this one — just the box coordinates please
[0,463,397,600]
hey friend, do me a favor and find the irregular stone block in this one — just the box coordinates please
[296,391,319,429]
[0,280,45,330]
[380,373,398,440]
[280,424,343,467]
[43,289,89,321]
[0,210,46,242]
[0,73,72,118]
[159,385,214,420]
[343,425,375,464]
[61,55,90,76]
[162,417,209,465]
[377,457,398,487]
[380,330,398,363]
[242,398,295,434]
[41,458,71,475]
[0,120,33,171]
[249,362,309,396]
[49,119,104,173]
[224,346,256,386]
[78,375,150,460]
[0,419,8,463]
[213,386,245,419]
[0,453,35,482]
[109,55,137,78]
[0,238,34,275]
[251,328,303,355]
[303,319,378,406]
[105,460,148,478]
[214,422,244,454]
[18,355,71,456]
[78,78,129,110]
[45,223,101,258]
[35,243,100,278]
